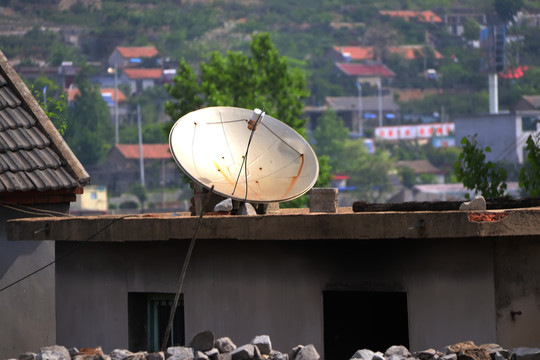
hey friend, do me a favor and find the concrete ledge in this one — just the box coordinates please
[6,208,540,242]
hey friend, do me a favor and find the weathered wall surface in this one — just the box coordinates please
[495,236,540,347]
[55,237,497,355]
[0,204,68,359]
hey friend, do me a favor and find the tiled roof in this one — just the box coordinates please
[335,62,396,77]
[380,10,442,23]
[334,45,443,61]
[0,49,89,195]
[396,160,444,175]
[522,95,540,109]
[116,46,159,58]
[66,87,128,103]
[115,144,171,160]
[123,68,163,80]
[325,96,400,112]
[387,45,443,60]
[333,46,375,61]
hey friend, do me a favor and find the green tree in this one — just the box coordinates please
[312,108,349,169]
[493,0,524,23]
[463,18,481,42]
[519,134,540,197]
[28,76,68,135]
[454,135,508,200]
[64,80,113,166]
[165,32,309,135]
[337,140,394,202]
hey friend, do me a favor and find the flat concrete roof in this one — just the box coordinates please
[6,207,540,242]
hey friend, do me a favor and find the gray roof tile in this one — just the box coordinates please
[0,49,90,194]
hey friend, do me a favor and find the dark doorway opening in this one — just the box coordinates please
[323,291,409,360]
[128,292,185,352]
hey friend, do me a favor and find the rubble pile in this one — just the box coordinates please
[11,335,540,360]
[13,331,319,360]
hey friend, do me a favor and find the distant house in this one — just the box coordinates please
[121,68,163,95]
[0,48,90,357]
[380,10,442,23]
[331,45,443,63]
[303,95,400,136]
[396,159,446,184]
[513,95,540,111]
[454,112,540,165]
[108,46,160,68]
[443,9,488,36]
[89,144,183,194]
[335,62,395,86]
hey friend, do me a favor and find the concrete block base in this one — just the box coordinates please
[310,187,338,213]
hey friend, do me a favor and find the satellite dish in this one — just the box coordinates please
[169,106,319,203]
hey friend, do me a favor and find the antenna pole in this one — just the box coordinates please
[137,104,145,186]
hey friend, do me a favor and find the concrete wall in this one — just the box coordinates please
[55,237,497,356]
[454,114,518,164]
[0,204,68,358]
[495,236,540,348]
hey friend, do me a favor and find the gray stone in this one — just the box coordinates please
[511,348,540,360]
[481,345,504,356]
[110,350,134,360]
[196,352,209,360]
[389,355,404,360]
[415,349,438,360]
[38,346,71,360]
[19,353,37,360]
[269,351,288,360]
[310,188,338,213]
[69,349,80,358]
[204,349,219,360]
[459,196,486,211]
[293,345,320,360]
[350,349,374,360]
[232,345,257,360]
[238,203,257,216]
[373,352,385,360]
[443,355,458,360]
[215,338,237,354]
[218,354,232,360]
[494,353,506,360]
[167,347,195,360]
[190,331,216,352]
[214,198,233,212]
[251,335,272,355]
[386,346,411,359]
[147,353,164,360]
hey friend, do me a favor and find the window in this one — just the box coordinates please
[128,293,185,352]
[522,117,538,132]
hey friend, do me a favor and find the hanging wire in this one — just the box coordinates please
[0,214,133,294]
[1,203,75,217]
[161,185,214,351]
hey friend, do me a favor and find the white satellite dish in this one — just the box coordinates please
[169,106,319,203]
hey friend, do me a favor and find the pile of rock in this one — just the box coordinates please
[350,341,540,360]
[13,331,320,360]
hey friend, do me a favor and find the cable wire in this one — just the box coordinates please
[0,214,133,294]
[161,185,215,351]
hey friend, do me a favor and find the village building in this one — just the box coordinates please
[0,49,90,357]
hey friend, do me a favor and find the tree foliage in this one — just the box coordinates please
[519,134,540,197]
[64,80,113,166]
[312,108,349,169]
[454,135,508,200]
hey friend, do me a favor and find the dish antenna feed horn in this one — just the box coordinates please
[169,106,319,215]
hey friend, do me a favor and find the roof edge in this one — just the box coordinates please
[0,50,90,186]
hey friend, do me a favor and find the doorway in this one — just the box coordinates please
[323,291,409,360]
